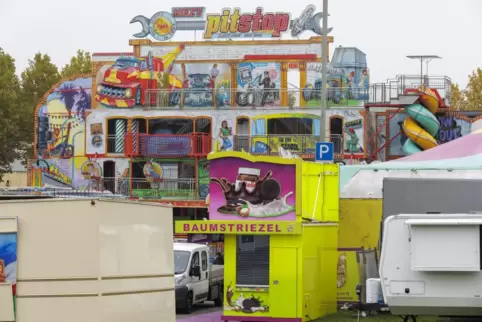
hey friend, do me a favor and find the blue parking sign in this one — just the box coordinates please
[315,142,334,162]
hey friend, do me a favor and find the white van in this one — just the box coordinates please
[174,243,224,313]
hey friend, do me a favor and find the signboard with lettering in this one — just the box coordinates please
[176,220,302,235]
[344,119,363,129]
[130,5,332,41]
[40,164,73,186]
[172,7,205,19]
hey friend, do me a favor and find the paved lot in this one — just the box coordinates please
[176,302,222,321]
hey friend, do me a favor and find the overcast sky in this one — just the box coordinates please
[0,0,480,87]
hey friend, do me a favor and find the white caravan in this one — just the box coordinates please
[380,213,482,321]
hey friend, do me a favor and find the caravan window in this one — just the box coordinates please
[236,235,270,286]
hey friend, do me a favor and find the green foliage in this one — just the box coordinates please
[60,50,92,77]
[450,68,482,109]
[19,53,61,163]
[0,49,25,181]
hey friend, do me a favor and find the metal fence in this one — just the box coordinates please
[130,178,202,200]
[368,75,452,104]
[0,187,127,199]
[124,133,211,157]
[144,87,369,109]
[107,135,123,154]
[233,134,344,155]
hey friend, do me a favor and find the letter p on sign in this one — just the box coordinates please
[315,142,334,163]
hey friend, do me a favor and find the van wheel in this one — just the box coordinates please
[403,315,416,322]
[182,292,193,314]
[214,284,223,306]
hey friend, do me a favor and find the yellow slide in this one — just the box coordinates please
[401,88,441,155]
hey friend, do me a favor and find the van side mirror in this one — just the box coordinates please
[191,265,201,277]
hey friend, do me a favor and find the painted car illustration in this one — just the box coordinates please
[95,45,184,108]
[183,73,215,107]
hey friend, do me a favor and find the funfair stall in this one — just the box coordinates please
[176,151,339,322]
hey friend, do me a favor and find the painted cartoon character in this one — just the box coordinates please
[218,120,233,151]
[225,286,270,314]
[347,71,355,99]
[358,68,369,89]
[345,127,360,153]
[337,253,347,288]
[211,64,220,81]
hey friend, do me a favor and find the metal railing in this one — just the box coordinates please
[130,178,204,200]
[124,132,211,157]
[0,186,127,199]
[368,75,452,104]
[233,134,344,155]
[144,87,370,109]
[107,135,124,154]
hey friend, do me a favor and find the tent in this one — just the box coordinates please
[341,128,482,198]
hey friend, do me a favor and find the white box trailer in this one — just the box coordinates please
[380,213,482,318]
[0,199,175,322]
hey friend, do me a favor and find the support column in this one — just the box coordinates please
[115,119,126,153]
[180,64,186,108]
[133,44,141,57]
[280,62,288,106]
[231,63,238,108]
[299,62,307,107]
[131,119,139,155]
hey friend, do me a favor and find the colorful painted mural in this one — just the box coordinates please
[198,160,210,199]
[93,46,185,109]
[171,63,231,108]
[336,250,359,303]
[326,109,365,155]
[37,77,91,159]
[209,157,296,220]
[215,118,234,152]
[0,232,17,317]
[304,63,369,107]
[388,113,475,157]
[236,62,281,107]
[225,283,270,314]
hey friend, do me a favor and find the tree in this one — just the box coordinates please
[450,83,467,109]
[450,68,482,109]
[0,48,25,181]
[465,68,482,109]
[20,53,61,160]
[60,50,92,77]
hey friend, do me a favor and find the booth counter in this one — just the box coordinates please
[175,152,340,322]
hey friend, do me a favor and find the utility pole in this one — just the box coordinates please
[319,0,329,142]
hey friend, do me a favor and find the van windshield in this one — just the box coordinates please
[174,250,191,274]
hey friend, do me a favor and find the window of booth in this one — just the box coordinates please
[236,235,270,287]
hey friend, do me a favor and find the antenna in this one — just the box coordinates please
[406,55,442,87]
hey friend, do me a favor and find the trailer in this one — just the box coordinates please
[380,213,482,321]
[0,199,175,322]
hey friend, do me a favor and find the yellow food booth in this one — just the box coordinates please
[175,151,340,322]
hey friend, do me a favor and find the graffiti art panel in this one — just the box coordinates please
[388,113,473,157]
[37,77,91,159]
[0,232,17,319]
[171,63,232,108]
[304,63,368,107]
[236,62,281,107]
